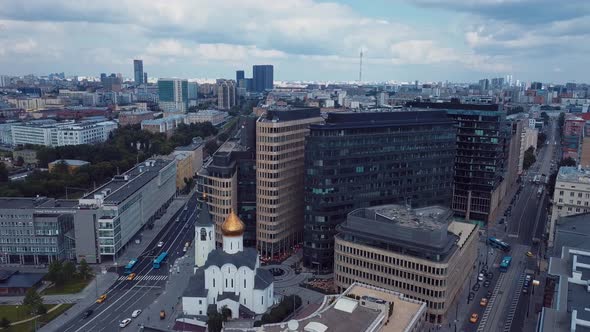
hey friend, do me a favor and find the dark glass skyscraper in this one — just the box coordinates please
[407,101,509,223]
[236,70,245,83]
[303,111,457,273]
[133,59,144,84]
[252,65,273,92]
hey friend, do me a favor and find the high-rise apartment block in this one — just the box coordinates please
[408,102,509,223]
[133,59,144,85]
[158,78,189,113]
[303,111,456,273]
[253,65,274,92]
[334,205,478,323]
[548,167,590,246]
[217,80,236,110]
[256,108,323,258]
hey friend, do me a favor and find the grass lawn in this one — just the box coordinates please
[41,277,92,295]
[0,303,74,332]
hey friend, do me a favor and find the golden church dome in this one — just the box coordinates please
[221,209,245,237]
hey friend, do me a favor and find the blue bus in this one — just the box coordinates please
[153,252,168,269]
[499,256,512,272]
[124,259,138,275]
[488,237,511,252]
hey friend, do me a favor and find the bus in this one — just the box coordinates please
[488,237,511,252]
[153,252,168,269]
[124,259,138,275]
[499,256,512,272]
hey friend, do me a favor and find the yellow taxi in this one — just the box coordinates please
[480,298,488,307]
[96,294,107,304]
[470,313,479,323]
[127,273,136,281]
[526,251,534,257]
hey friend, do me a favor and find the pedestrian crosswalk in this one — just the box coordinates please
[117,275,168,281]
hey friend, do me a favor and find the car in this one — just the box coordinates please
[499,218,505,224]
[472,283,480,292]
[480,268,487,274]
[183,246,188,253]
[127,273,136,281]
[96,294,107,303]
[486,291,493,298]
[487,272,494,279]
[82,309,93,319]
[160,310,166,320]
[522,286,528,294]
[478,273,485,281]
[132,309,142,318]
[157,241,164,247]
[470,313,479,323]
[526,251,534,257]
[480,298,488,307]
[119,318,132,328]
[483,280,491,288]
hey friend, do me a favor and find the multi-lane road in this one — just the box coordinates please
[458,117,560,332]
[60,193,200,332]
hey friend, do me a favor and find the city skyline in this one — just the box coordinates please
[0,1,588,83]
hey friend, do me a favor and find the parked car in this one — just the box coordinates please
[483,280,491,288]
[132,309,142,318]
[480,298,488,307]
[470,313,479,323]
[119,318,132,328]
[478,273,485,281]
[468,292,475,301]
[486,291,493,298]
[472,283,480,292]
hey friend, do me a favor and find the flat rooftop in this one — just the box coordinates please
[83,158,173,205]
[48,159,90,166]
[0,197,78,210]
[366,205,451,231]
[557,166,590,184]
[258,283,425,332]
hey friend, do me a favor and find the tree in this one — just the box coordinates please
[23,288,43,315]
[205,141,219,156]
[558,112,565,130]
[206,311,224,332]
[78,259,92,280]
[559,157,576,167]
[47,260,64,286]
[523,146,536,170]
[0,163,8,182]
[62,261,77,283]
[0,317,10,328]
[537,132,547,148]
[540,112,550,125]
[221,306,231,321]
[15,156,24,167]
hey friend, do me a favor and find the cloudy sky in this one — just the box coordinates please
[0,0,588,83]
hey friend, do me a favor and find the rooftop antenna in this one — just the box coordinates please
[359,49,363,83]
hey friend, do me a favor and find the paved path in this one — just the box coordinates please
[9,303,64,326]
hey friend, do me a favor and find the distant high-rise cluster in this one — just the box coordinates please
[216,79,236,110]
[158,78,189,113]
[234,65,274,95]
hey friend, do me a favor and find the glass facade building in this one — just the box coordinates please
[303,111,456,273]
[252,65,273,92]
[407,102,509,223]
[133,59,144,85]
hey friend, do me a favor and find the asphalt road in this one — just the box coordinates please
[59,193,200,332]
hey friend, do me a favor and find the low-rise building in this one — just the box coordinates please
[118,110,155,127]
[334,205,478,323]
[245,282,427,332]
[185,110,227,126]
[549,167,590,247]
[141,115,185,137]
[173,138,204,179]
[78,158,176,261]
[538,245,590,332]
[12,149,38,166]
[48,159,90,174]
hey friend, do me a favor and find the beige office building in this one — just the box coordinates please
[256,108,323,258]
[548,166,590,247]
[334,205,478,323]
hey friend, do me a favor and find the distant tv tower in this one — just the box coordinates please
[359,50,363,83]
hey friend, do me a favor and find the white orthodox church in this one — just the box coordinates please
[181,198,274,320]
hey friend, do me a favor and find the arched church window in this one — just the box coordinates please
[200,228,207,241]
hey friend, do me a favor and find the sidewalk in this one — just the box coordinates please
[135,246,195,330]
[39,271,118,332]
[9,303,65,326]
[111,196,188,269]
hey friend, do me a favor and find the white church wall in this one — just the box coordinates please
[182,296,208,316]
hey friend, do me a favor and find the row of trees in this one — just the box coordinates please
[523,146,536,170]
[47,259,92,287]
